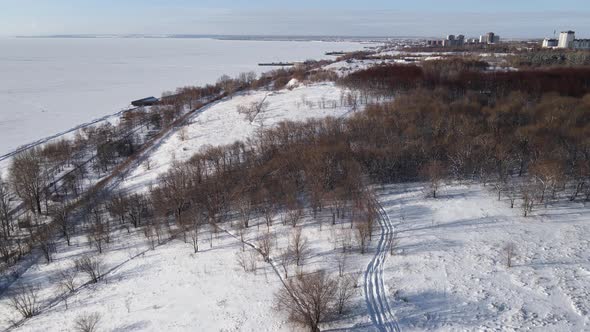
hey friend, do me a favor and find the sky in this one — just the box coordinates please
[1,0,590,38]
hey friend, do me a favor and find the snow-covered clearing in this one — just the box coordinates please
[0,221,289,331]
[379,183,590,331]
[121,82,356,193]
[0,197,377,331]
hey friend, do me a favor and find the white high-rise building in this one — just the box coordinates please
[558,31,575,48]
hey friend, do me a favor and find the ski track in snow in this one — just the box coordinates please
[364,197,401,332]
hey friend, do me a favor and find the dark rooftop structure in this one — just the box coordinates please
[131,96,159,107]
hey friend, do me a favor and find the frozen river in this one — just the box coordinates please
[0,37,369,156]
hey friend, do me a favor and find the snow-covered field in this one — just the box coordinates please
[120,81,357,193]
[379,183,590,331]
[0,37,369,156]
[0,205,375,331]
[0,223,290,331]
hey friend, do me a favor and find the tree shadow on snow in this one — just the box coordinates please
[393,290,495,330]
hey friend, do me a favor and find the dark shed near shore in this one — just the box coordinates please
[131,96,159,107]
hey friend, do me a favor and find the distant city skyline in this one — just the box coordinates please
[2,0,590,38]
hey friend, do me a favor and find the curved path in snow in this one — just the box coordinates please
[364,197,401,332]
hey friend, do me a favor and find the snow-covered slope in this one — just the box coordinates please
[121,82,355,193]
[379,183,590,331]
[0,226,290,331]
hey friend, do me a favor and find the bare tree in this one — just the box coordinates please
[258,231,274,262]
[275,271,338,332]
[506,182,518,208]
[286,208,304,228]
[188,211,202,253]
[87,207,109,253]
[237,100,269,123]
[51,203,72,246]
[339,229,352,253]
[74,312,101,332]
[336,253,347,277]
[290,228,310,266]
[279,249,294,278]
[503,242,517,268]
[0,176,12,238]
[58,266,77,310]
[350,270,363,288]
[520,183,535,217]
[106,194,128,226]
[33,224,56,263]
[335,276,356,314]
[75,255,103,283]
[10,149,46,214]
[178,127,188,141]
[236,193,253,228]
[422,160,445,198]
[355,221,370,254]
[58,266,77,293]
[235,250,257,273]
[8,284,39,319]
[143,221,157,250]
[261,200,276,230]
[126,194,148,228]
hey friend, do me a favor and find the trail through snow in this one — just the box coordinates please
[364,197,401,332]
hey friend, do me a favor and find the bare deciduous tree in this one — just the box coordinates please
[8,284,39,319]
[235,250,257,273]
[503,242,517,268]
[279,249,294,278]
[74,312,101,332]
[0,177,12,238]
[335,276,356,314]
[355,221,370,254]
[286,208,304,228]
[275,271,338,332]
[258,231,274,262]
[87,207,109,253]
[290,228,310,266]
[422,160,445,199]
[350,270,363,288]
[51,203,72,246]
[58,266,77,293]
[10,149,46,214]
[336,253,347,277]
[236,194,253,228]
[520,183,535,217]
[33,224,56,263]
[75,255,103,283]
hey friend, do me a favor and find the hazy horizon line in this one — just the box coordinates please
[10,33,541,41]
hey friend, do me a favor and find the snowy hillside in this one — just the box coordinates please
[0,82,373,332]
[121,82,356,193]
